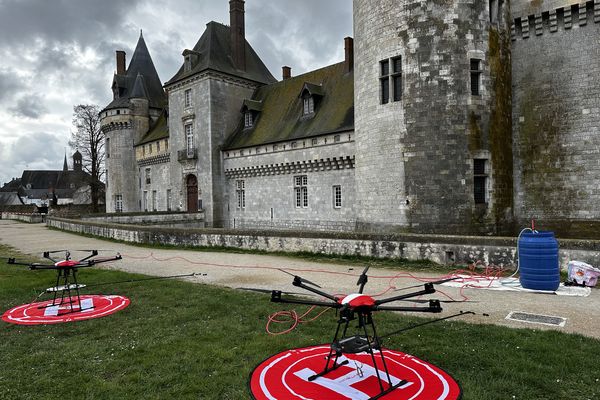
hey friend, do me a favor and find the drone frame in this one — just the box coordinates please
[271,266,447,400]
[8,250,122,315]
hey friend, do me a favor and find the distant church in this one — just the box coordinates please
[0,151,103,206]
[102,0,600,236]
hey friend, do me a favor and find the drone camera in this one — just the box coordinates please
[92,250,98,256]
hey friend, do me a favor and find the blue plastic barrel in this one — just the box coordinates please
[518,231,560,291]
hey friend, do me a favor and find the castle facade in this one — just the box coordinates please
[101,0,600,236]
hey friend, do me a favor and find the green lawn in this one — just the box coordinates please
[0,245,598,399]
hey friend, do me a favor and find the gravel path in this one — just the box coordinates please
[1,219,598,339]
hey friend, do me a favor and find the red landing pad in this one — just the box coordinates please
[250,345,461,400]
[2,295,130,325]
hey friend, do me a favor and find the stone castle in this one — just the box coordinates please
[101,0,600,236]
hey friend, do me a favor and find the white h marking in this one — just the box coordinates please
[295,356,412,399]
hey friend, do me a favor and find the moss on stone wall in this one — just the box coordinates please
[488,28,514,232]
[518,88,578,216]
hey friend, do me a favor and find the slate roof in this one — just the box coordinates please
[224,61,354,150]
[165,22,276,86]
[104,33,166,111]
[137,111,169,145]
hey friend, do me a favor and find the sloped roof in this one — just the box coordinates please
[224,61,354,150]
[104,33,166,111]
[137,111,169,145]
[165,22,276,86]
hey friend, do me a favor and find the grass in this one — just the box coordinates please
[1,244,599,399]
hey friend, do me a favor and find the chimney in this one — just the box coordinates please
[344,37,354,73]
[230,0,246,71]
[282,66,291,80]
[116,50,126,75]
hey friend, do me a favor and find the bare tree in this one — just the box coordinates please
[69,104,104,212]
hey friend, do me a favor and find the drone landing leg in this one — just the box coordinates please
[308,316,351,382]
[360,312,409,400]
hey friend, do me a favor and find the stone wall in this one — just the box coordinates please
[83,211,204,227]
[223,131,356,231]
[2,212,46,223]
[511,0,600,229]
[46,217,600,270]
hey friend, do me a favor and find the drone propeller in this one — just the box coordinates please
[356,266,370,294]
[278,269,322,288]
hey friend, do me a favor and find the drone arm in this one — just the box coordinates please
[292,277,339,302]
[86,254,122,266]
[374,300,442,313]
[7,258,34,267]
[79,250,99,262]
[42,252,59,263]
[374,283,435,305]
[29,263,60,270]
[271,290,341,308]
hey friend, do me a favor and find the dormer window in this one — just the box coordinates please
[302,95,315,115]
[241,99,262,130]
[184,55,192,72]
[244,111,253,128]
[299,82,323,117]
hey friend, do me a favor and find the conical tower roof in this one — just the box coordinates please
[104,31,166,110]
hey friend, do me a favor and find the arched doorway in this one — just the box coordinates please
[186,174,198,213]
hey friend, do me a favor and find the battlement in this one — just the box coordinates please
[511,0,599,40]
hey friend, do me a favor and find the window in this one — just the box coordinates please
[380,56,402,104]
[312,138,318,145]
[115,194,123,213]
[244,112,253,128]
[333,185,342,208]
[143,191,148,211]
[185,124,194,156]
[474,159,488,204]
[156,141,160,152]
[470,59,482,96]
[291,141,298,148]
[294,175,308,208]
[302,96,314,115]
[148,144,152,154]
[145,168,151,185]
[236,180,245,209]
[334,135,340,143]
[106,138,110,158]
[165,139,169,151]
[392,57,402,101]
[152,190,157,211]
[184,89,192,108]
[166,189,172,211]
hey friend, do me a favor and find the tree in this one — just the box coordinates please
[69,104,105,212]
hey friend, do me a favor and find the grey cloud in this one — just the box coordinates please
[0,69,21,104]
[9,96,48,119]
[0,0,143,47]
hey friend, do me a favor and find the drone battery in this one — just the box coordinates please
[335,335,375,354]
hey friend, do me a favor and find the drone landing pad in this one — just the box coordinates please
[250,345,461,400]
[2,294,130,325]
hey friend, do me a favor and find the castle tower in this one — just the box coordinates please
[164,0,275,225]
[353,0,513,234]
[511,0,600,233]
[101,32,166,213]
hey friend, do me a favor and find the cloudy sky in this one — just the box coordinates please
[0,0,352,186]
